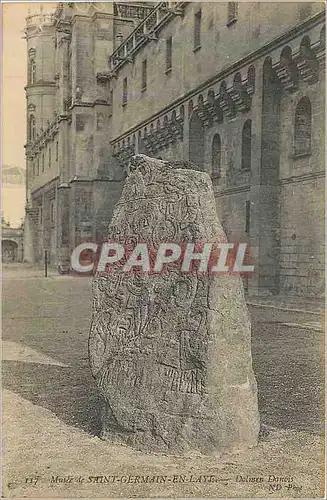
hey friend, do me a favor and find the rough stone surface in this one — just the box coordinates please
[89,154,260,455]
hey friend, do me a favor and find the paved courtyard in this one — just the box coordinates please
[2,264,325,498]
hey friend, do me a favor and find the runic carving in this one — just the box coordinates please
[90,154,260,455]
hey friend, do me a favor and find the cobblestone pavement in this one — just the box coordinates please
[2,265,325,498]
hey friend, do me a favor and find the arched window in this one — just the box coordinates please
[29,115,35,141]
[211,134,221,180]
[294,97,311,156]
[241,119,252,171]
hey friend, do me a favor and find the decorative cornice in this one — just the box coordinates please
[213,170,325,197]
[113,143,136,168]
[91,177,122,183]
[30,176,59,197]
[64,97,111,112]
[113,106,185,166]
[214,185,250,197]
[26,13,55,28]
[68,175,120,184]
[111,12,324,147]
[112,66,255,153]
[279,170,325,185]
[25,82,57,90]
[273,37,321,91]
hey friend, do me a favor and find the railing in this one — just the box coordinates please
[28,115,59,153]
[110,2,187,71]
[65,97,73,112]
[26,13,55,27]
[114,3,155,20]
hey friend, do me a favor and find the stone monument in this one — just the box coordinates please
[89,154,260,455]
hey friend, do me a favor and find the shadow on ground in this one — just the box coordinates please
[2,322,324,437]
[2,360,103,436]
[2,273,324,438]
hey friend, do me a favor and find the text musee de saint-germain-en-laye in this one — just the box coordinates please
[47,474,295,484]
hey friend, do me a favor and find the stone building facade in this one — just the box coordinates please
[2,165,26,228]
[24,2,325,297]
[2,227,24,263]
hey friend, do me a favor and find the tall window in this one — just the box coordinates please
[294,97,311,156]
[42,153,45,172]
[48,147,52,168]
[211,134,221,180]
[227,2,238,26]
[28,59,36,84]
[194,9,202,49]
[56,141,59,161]
[39,206,43,227]
[29,115,35,141]
[245,200,251,233]
[141,59,147,91]
[166,36,172,72]
[122,77,128,105]
[241,119,252,171]
[37,157,40,176]
[50,201,55,225]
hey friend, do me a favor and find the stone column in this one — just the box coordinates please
[247,63,263,296]
[249,58,281,296]
[57,183,70,273]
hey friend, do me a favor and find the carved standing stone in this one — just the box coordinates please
[89,154,260,455]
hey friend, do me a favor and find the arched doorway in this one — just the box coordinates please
[189,112,204,169]
[2,240,18,262]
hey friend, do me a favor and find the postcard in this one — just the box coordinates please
[2,1,325,498]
